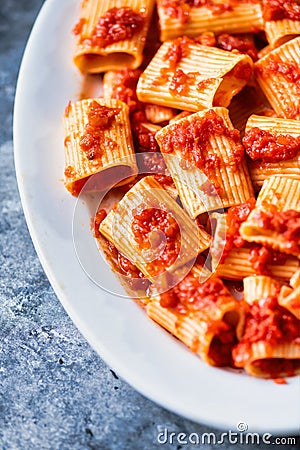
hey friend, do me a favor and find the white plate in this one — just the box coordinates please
[14,0,300,434]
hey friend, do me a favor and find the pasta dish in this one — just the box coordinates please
[62,0,300,380]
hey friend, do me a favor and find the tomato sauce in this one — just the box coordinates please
[64,165,76,180]
[88,7,145,48]
[256,54,300,86]
[243,128,300,162]
[164,36,193,69]
[169,69,197,96]
[158,110,244,193]
[160,272,230,311]
[131,117,169,175]
[233,296,300,375]
[217,33,258,61]
[131,207,180,274]
[161,0,233,24]
[109,69,144,114]
[194,32,216,47]
[104,70,170,177]
[262,0,300,21]
[72,18,86,36]
[222,198,256,261]
[249,245,288,275]
[80,101,119,160]
[251,208,300,255]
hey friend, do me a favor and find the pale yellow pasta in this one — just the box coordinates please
[237,342,300,378]
[255,36,300,119]
[279,269,300,319]
[245,114,300,189]
[249,158,300,191]
[137,40,253,111]
[63,99,137,196]
[144,104,178,124]
[156,1,263,41]
[243,275,281,304]
[246,113,300,136]
[216,247,299,281]
[73,0,155,73]
[228,85,272,135]
[155,107,254,218]
[99,176,211,282]
[264,18,300,48]
[240,176,300,258]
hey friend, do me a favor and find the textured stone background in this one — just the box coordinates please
[0,1,299,449]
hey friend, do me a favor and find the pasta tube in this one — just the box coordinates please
[240,176,300,258]
[155,107,254,218]
[156,1,263,41]
[73,0,155,73]
[279,269,300,319]
[243,275,281,304]
[254,36,300,119]
[233,275,300,378]
[63,98,137,196]
[216,247,299,281]
[147,268,245,366]
[137,38,253,112]
[243,114,300,189]
[98,176,211,284]
[262,0,300,47]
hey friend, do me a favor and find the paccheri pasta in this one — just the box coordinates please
[64,0,300,380]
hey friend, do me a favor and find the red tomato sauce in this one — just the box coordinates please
[256,54,300,85]
[164,36,193,69]
[131,207,180,274]
[87,7,145,48]
[161,0,233,24]
[131,116,170,175]
[251,208,300,255]
[109,69,144,114]
[262,0,300,21]
[221,198,256,261]
[233,296,300,375]
[243,127,300,162]
[105,70,170,176]
[158,110,244,193]
[72,18,86,36]
[194,32,216,47]
[239,297,299,344]
[217,33,258,61]
[80,101,119,160]
[169,69,198,96]
[159,273,231,311]
[249,245,288,275]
